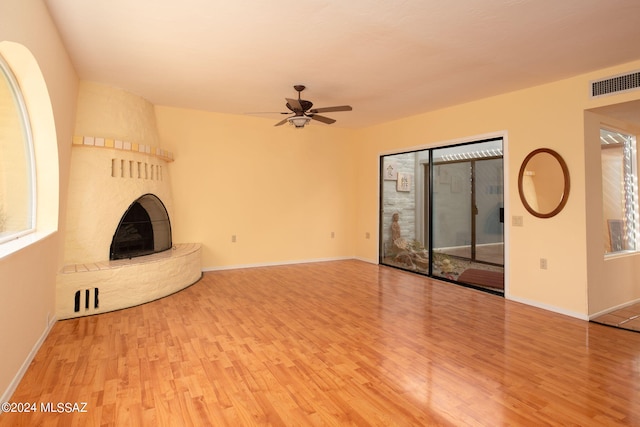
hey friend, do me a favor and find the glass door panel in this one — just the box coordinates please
[431,153,472,280]
[474,158,504,265]
[380,152,429,274]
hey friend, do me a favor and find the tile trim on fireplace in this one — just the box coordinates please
[72,135,174,162]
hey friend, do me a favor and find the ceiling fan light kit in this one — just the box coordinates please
[288,116,311,128]
[273,85,353,128]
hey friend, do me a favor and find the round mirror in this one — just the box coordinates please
[518,148,570,218]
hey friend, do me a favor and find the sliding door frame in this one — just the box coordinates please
[378,133,508,296]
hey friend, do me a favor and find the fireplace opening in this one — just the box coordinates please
[110,193,172,260]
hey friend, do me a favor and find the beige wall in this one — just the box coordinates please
[353,60,640,318]
[0,0,77,400]
[155,107,357,268]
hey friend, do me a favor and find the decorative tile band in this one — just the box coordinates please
[73,135,174,162]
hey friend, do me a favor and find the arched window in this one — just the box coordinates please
[0,41,58,258]
[0,52,35,244]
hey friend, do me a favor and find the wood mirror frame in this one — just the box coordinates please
[518,148,570,218]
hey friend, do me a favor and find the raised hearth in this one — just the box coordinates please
[57,243,202,319]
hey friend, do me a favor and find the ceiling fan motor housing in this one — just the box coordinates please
[286,100,313,114]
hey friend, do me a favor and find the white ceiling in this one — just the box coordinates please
[44,0,640,129]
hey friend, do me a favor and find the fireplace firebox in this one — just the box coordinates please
[110,193,172,260]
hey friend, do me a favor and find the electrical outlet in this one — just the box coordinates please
[512,215,524,227]
[365,232,370,239]
[540,258,548,269]
[331,232,335,238]
[231,235,236,243]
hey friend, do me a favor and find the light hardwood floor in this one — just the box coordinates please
[2,260,640,426]
[592,302,640,333]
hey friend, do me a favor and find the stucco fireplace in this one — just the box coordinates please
[56,82,201,319]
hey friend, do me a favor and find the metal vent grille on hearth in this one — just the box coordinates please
[590,70,640,98]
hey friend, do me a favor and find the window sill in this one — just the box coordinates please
[604,250,640,261]
[0,230,55,260]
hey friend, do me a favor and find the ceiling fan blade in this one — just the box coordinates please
[245,111,290,115]
[309,105,352,113]
[310,114,336,125]
[274,117,290,127]
[286,97,303,111]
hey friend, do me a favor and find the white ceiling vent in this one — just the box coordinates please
[590,70,640,98]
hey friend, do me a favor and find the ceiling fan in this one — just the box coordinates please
[273,85,352,128]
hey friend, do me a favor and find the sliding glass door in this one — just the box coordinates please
[380,138,504,294]
[474,157,504,264]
